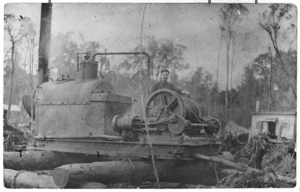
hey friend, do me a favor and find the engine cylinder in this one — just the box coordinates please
[76,60,98,82]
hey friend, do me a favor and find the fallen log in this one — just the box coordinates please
[4,168,69,188]
[4,151,64,170]
[4,151,109,170]
[194,154,250,172]
[57,160,155,187]
[222,121,249,144]
[194,154,295,185]
[81,182,107,189]
[57,159,219,187]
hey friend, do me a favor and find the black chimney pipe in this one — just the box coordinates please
[38,3,52,85]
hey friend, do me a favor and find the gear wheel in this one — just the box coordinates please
[145,89,187,120]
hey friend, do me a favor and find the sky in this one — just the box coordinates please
[3,1,297,89]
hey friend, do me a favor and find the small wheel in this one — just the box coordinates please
[168,115,187,135]
[208,118,221,134]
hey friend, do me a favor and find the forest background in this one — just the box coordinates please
[3,3,297,128]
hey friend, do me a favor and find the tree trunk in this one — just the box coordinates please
[4,151,65,170]
[81,182,107,189]
[57,160,219,187]
[214,29,223,117]
[30,33,36,92]
[195,153,249,172]
[225,31,232,121]
[262,26,297,100]
[268,46,273,111]
[216,29,223,89]
[4,168,69,188]
[4,151,109,170]
[229,35,235,119]
[7,41,15,120]
[193,154,295,184]
[29,51,32,92]
[57,161,157,187]
[230,35,235,91]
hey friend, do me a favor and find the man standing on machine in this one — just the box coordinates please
[151,69,190,97]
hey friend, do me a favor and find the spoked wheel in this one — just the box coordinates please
[145,89,187,120]
[208,118,221,134]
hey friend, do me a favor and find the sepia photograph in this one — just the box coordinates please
[3,1,297,189]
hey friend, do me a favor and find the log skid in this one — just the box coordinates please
[56,159,219,188]
[3,151,109,170]
[4,169,69,188]
[81,182,107,189]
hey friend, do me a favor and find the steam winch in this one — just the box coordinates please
[24,52,221,160]
[112,89,220,141]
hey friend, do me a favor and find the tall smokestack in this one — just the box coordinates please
[38,3,52,85]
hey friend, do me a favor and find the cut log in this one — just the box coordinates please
[4,168,69,188]
[48,168,69,188]
[221,121,249,144]
[4,151,64,170]
[57,159,219,187]
[57,161,161,187]
[194,154,250,172]
[4,151,108,170]
[81,182,107,189]
[194,154,295,184]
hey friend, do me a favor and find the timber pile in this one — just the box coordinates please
[214,131,296,188]
[4,151,107,170]
[3,155,218,188]
[3,121,295,188]
[261,139,296,179]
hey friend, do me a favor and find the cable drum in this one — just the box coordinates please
[182,97,201,123]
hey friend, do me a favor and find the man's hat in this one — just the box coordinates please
[161,68,170,73]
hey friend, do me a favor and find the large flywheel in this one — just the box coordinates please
[146,89,187,120]
[145,89,200,123]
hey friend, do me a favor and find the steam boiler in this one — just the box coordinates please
[24,52,221,160]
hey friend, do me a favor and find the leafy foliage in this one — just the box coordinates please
[118,36,189,81]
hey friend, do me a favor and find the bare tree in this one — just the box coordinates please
[29,32,37,93]
[219,4,248,121]
[268,46,273,111]
[4,14,24,119]
[216,26,225,89]
[259,4,296,99]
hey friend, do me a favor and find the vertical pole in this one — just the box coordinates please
[76,52,79,72]
[268,46,273,111]
[38,3,52,85]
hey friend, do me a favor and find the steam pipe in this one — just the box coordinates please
[38,3,52,85]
